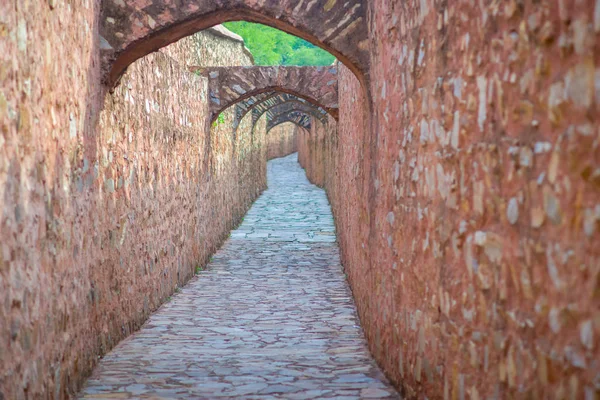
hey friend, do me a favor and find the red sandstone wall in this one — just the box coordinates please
[0,4,274,396]
[4,1,600,399]
[267,123,299,160]
[298,67,375,369]
[0,1,104,397]
[300,1,600,398]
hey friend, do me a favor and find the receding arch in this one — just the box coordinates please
[263,101,328,127]
[247,93,328,126]
[191,66,338,122]
[232,92,280,129]
[100,1,368,87]
[266,110,312,133]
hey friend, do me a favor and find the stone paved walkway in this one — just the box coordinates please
[80,153,399,399]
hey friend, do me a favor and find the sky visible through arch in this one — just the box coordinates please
[223,22,336,66]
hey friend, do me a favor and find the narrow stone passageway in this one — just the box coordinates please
[80,154,399,399]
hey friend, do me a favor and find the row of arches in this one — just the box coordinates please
[230,92,330,134]
[100,0,369,88]
[99,0,370,132]
[191,65,339,123]
[230,91,330,135]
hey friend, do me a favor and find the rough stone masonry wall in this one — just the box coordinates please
[300,1,600,398]
[267,123,299,160]
[0,3,295,397]
[0,1,103,397]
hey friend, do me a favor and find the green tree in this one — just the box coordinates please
[223,22,335,66]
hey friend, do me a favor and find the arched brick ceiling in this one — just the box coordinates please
[100,0,369,87]
[264,102,328,127]
[249,93,329,127]
[232,92,279,129]
[266,111,312,133]
[192,66,338,123]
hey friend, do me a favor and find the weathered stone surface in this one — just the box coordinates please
[79,154,398,399]
[267,124,300,160]
[99,0,369,86]
[299,1,600,398]
[3,0,600,399]
[0,21,297,398]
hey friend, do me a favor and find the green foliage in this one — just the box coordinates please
[223,22,336,66]
[212,113,226,128]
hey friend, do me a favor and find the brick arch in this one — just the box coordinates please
[261,101,328,129]
[100,0,369,87]
[249,93,329,127]
[232,92,279,130]
[266,111,312,133]
[191,66,338,123]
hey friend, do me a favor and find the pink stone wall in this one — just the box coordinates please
[267,123,299,160]
[0,1,104,397]
[0,4,293,396]
[299,1,600,398]
[3,1,600,399]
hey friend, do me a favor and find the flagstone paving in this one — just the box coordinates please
[79,153,399,399]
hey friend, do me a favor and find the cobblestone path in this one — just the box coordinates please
[80,154,399,399]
